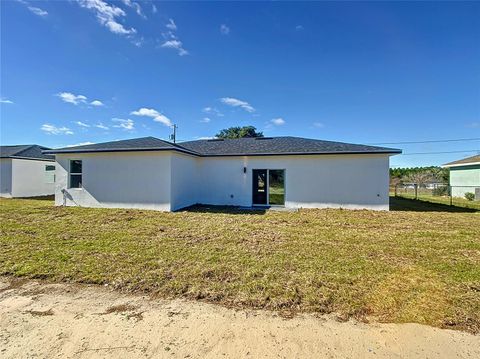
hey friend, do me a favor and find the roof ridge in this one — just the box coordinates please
[8,144,35,156]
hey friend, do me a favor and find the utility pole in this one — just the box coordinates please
[170,124,177,143]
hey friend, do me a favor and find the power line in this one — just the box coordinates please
[368,138,480,145]
[400,149,480,156]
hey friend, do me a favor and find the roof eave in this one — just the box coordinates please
[1,155,54,161]
[442,161,480,168]
[198,150,402,157]
[44,148,401,157]
[43,147,200,156]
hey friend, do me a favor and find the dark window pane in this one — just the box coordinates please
[70,160,82,174]
[252,169,268,205]
[70,174,82,188]
[269,170,285,205]
[45,165,55,171]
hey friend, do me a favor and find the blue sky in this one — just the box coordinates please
[1,0,479,167]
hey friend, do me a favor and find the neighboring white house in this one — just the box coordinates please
[442,154,480,199]
[0,145,55,198]
[45,136,401,211]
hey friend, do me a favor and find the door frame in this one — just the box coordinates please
[252,168,286,207]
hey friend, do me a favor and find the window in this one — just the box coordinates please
[45,165,55,184]
[69,160,82,188]
[268,170,285,205]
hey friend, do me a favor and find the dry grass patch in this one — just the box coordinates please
[25,308,54,317]
[103,304,137,315]
[0,198,479,333]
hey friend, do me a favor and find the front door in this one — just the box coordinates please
[252,169,268,205]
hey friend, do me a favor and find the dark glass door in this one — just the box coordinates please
[252,169,268,205]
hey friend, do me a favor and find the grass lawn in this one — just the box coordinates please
[393,193,480,211]
[1,197,479,333]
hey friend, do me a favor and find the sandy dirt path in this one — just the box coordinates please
[0,278,478,359]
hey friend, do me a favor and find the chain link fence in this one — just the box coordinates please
[391,183,480,210]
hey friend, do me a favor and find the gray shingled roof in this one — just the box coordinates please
[45,136,401,157]
[43,137,198,156]
[443,154,480,167]
[180,137,401,156]
[0,145,54,161]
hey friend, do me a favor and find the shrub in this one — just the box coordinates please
[464,192,475,201]
[432,186,448,196]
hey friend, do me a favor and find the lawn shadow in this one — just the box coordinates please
[179,204,267,215]
[390,196,478,213]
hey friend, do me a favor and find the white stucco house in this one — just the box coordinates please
[0,145,55,198]
[44,136,401,211]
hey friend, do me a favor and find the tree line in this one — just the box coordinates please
[390,166,449,185]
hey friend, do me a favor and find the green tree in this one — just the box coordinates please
[389,166,449,184]
[215,126,264,139]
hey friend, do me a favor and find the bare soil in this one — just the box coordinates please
[0,277,478,359]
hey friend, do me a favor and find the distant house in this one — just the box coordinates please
[443,155,480,199]
[0,145,55,198]
[44,136,401,211]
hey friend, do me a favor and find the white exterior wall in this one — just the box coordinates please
[1,158,55,198]
[449,166,480,198]
[53,151,392,211]
[170,153,201,211]
[0,159,13,197]
[196,154,391,211]
[55,152,172,211]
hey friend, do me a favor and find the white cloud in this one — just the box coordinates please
[112,118,135,130]
[196,136,216,140]
[271,118,285,126]
[166,18,177,31]
[77,0,136,35]
[295,25,304,31]
[106,20,136,35]
[16,0,48,17]
[57,92,104,107]
[160,18,189,56]
[466,122,479,128]
[313,122,324,128]
[57,92,87,105]
[95,123,109,130]
[152,3,157,13]
[131,107,173,127]
[28,6,48,17]
[161,39,188,56]
[75,121,90,128]
[121,0,145,19]
[220,24,230,35]
[220,97,255,113]
[41,124,74,135]
[90,100,104,106]
[0,98,13,104]
[65,142,95,148]
[200,117,211,123]
[131,36,145,47]
[202,107,223,117]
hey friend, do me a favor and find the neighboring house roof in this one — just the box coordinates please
[44,136,402,157]
[0,144,54,161]
[442,154,480,168]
